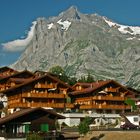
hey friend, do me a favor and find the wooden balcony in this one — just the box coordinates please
[80,105,99,109]
[75,96,125,103]
[92,96,125,101]
[8,94,21,100]
[98,104,131,109]
[75,97,92,102]
[47,93,65,98]
[0,84,4,87]
[65,103,74,108]
[0,85,5,91]
[8,102,74,109]
[9,102,64,108]
[34,83,57,89]
[80,104,131,110]
[105,87,119,93]
[21,92,65,98]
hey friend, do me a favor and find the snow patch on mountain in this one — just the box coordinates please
[57,19,71,31]
[47,23,54,29]
[126,37,136,40]
[104,17,140,35]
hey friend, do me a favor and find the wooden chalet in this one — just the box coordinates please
[2,73,73,112]
[69,80,135,114]
[0,107,65,139]
[0,67,17,79]
[34,70,48,77]
[127,87,140,99]
[0,70,35,91]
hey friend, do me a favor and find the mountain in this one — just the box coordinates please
[11,6,140,89]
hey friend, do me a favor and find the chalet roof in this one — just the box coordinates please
[120,112,140,116]
[8,77,34,84]
[0,66,17,73]
[0,70,35,83]
[127,87,140,94]
[72,82,92,89]
[34,70,48,76]
[69,87,94,95]
[0,107,65,126]
[0,67,18,79]
[69,80,135,96]
[1,73,72,94]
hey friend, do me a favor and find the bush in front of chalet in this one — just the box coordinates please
[78,121,89,135]
[78,116,92,135]
[26,133,43,140]
[125,98,137,111]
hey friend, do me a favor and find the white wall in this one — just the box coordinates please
[58,118,80,127]
[58,113,120,127]
[127,115,139,125]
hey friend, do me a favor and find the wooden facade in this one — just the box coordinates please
[0,107,65,139]
[69,80,135,114]
[0,66,17,79]
[0,67,137,115]
[0,70,35,91]
[2,74,73,112]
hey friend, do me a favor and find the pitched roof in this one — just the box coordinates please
[0,107,65,125]
[0,66,16,73]
[127,87,140,94]
[72,82,92,89]
[0,67,18,79]
[1,73,72,94]
[8,77,34,84]
[120,112,140,116]
[0,70,34,83]
[69,80,135,96]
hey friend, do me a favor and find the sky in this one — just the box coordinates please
[0,0,140,66]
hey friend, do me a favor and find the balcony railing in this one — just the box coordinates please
[92,96,125,101]
[34,83,57,89]
[80,104,131,110]
[76,96,125,102]
[98,104,131,109]
[9,102,74,109]
[21,92,65,98]
[105,87,119,92]
[65,103,74,108]
[80,104,99,109]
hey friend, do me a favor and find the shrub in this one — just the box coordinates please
[78,121,89,135]
[26,133,43,140]
[78,116,92,135]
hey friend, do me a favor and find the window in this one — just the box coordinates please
[134,117,138,122]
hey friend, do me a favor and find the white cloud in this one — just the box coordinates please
[2,21,37,52]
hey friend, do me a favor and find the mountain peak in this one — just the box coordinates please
[67,6,78,12]
[59,6,81,20]
[11,6,140,90]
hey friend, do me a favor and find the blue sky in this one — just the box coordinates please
[0,0,140,66]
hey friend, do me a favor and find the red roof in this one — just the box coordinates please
[0,107,65,125]
[69,80,135,96]
[72,82,92,89]
[0,66,17,73]
[1,73,72,94]
[0,70,34,83]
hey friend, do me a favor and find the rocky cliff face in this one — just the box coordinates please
[11,6,140,89]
